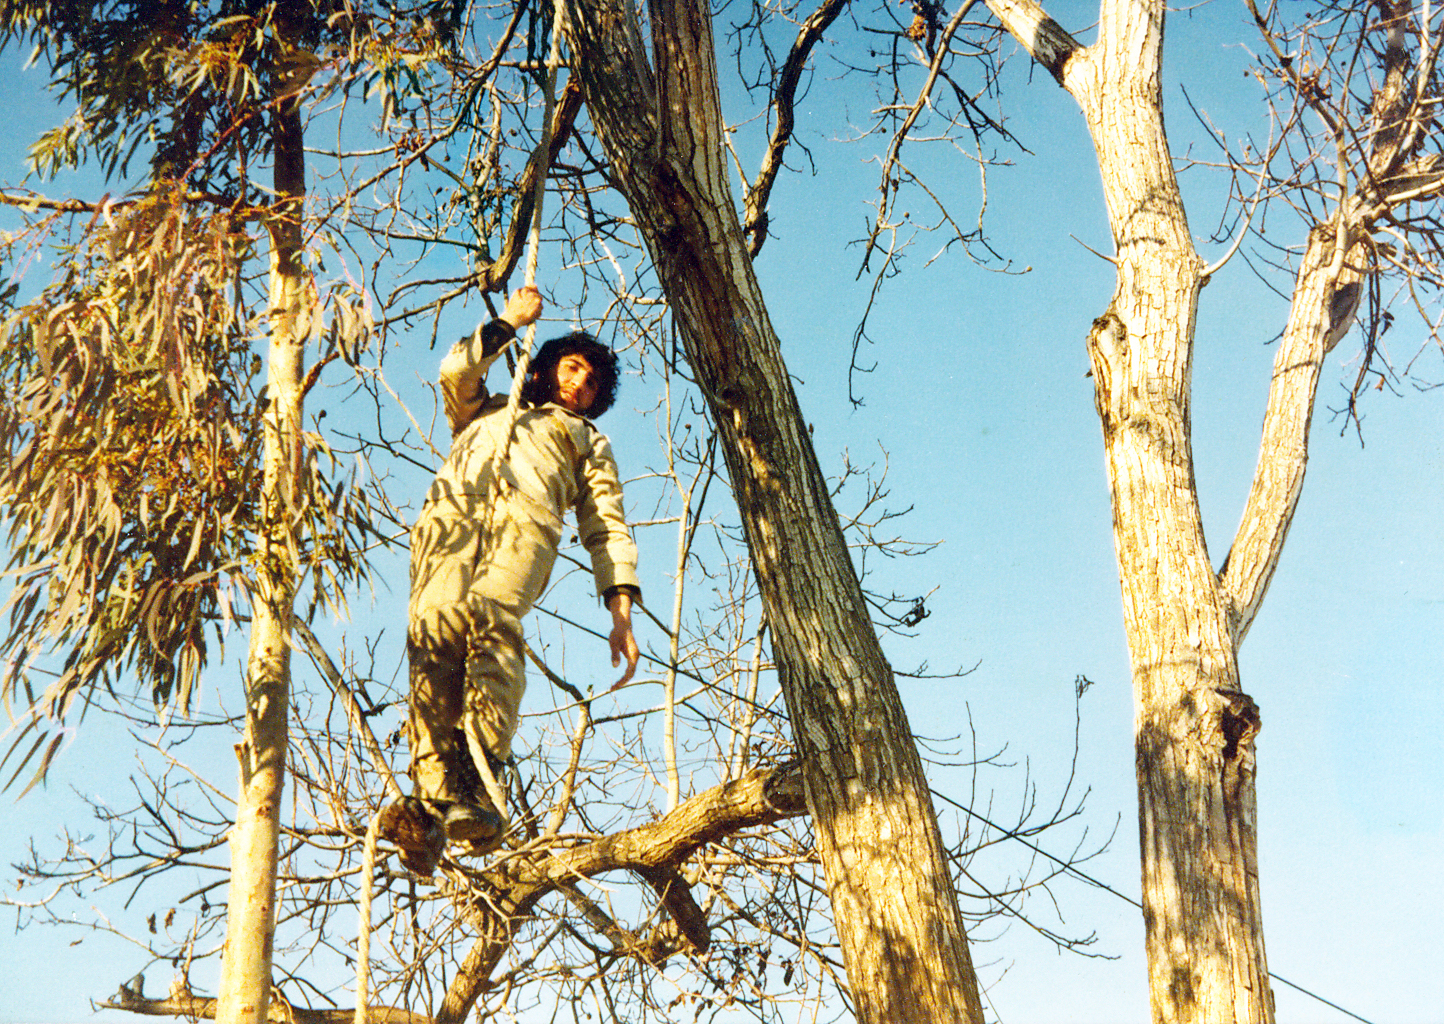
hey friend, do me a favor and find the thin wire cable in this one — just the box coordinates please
[931,789,1377,1023]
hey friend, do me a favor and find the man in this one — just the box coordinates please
[402,285,641,859]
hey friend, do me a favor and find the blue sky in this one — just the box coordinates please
[2,3,1441,1022]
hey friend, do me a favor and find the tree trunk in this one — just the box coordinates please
[562,2,985,1021]
[216,94,308,1024]
[1082,13,1273,1022]
[986,0,1274,1020]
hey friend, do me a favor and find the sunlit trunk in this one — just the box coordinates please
[1081,7,1273,1018]
[563,1,986,1020]
[985,0,1277,1017]
[216,92,307,1024]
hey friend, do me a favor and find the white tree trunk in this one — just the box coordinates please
[987,0,1280,1019]
[216,96,307,1024]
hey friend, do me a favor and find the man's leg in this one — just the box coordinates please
[386,602,472,874]
[406,601,470,806]
[407,599,513,849]
[446,598,525,848]
[412,492,550,850]
[407,507,479,804]
[463,599,527,764]
[457,493,552,769]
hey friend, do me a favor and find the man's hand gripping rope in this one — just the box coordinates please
[499,284,543,334]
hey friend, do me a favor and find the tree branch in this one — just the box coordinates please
[103,976,431,1024]
[379,79,585,328]
[984,0,1086,90]
[744,0,849,257]
[293,619,405,802]
[1219,227,1366,643]
[0,188,244,214]
[1223,0,1441,640]
[436,760,806,1023]
[859,1,981,273]
[477,78,585,292]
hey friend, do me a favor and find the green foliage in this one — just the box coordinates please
[0,0,419,183]
[0,0,434,792]
[1,0,260,182]
[0,188,260,791]
[0,188,388,793]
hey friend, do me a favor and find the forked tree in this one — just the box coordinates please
[971,0,1444,1019]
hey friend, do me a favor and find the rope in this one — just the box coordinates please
[354,810,382,1024]
[464,0,565,840]
[473,742,512,837]
[497,4,565,464]
[463,711,513,837]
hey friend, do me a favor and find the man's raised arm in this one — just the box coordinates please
[440,286,543,436]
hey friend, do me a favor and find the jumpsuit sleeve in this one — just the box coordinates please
[439,318,518,437]
[574,428,642,601]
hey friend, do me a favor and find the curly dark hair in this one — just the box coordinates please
[520,331,620,419]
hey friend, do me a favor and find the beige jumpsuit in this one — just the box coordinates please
[408,321,640,804]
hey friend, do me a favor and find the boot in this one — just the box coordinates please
[443,799,504,845]
[445,727,507,850]
[377,796,445,876]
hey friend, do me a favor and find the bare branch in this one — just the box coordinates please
[102,975,430,1024]
[744,0,849,257]
[436,760,806,1022]
[984,0,1086,89]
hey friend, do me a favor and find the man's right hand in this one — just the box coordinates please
[500,285,543,330]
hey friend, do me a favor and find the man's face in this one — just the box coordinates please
[552,353,600,414]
